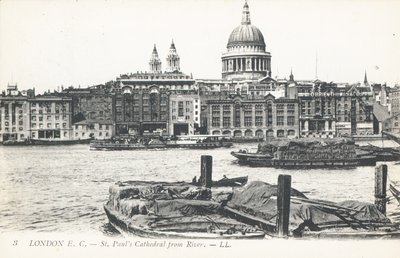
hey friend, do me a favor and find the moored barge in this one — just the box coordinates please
[104,180,265,239]
[231,138,380,168]
[91,135,233,150]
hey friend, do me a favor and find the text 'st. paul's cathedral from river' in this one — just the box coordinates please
[222,1,272,81]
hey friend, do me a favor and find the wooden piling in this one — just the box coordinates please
[277,174,291,238]
[375,164,387,215]
[200,155,212,188]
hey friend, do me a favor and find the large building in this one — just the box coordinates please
[29,95,73,140]
[221,1,271,81]
[112,42,196,136]
[61,86,114,123]
[297,80,373,138]
[207,94,299,139]
[0,85,74,142]
[0,85,33,142]
[169,94,200,136]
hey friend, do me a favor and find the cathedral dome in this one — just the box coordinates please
[227,24,265,48]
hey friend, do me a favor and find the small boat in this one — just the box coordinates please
[104,180,265,239]
[389,183,400,205]
[31,138,92,145]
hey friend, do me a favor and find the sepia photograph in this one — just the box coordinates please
[0,0,399,257]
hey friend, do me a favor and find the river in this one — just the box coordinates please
[0,140,399,235]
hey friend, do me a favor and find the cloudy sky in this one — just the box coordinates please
[1,0,399,93]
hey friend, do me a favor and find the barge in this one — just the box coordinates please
[91,135,233,151]
[230,138,399,168]
[104,180,265,239]
[2,138,93,146]
[104,179,400,239]
[224,181,400,239]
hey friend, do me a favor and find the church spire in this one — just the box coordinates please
[364,70,368,85]
[241,1,251,25]
[289,68,294,81]
[149,44,162,73]
[166,40,180,72]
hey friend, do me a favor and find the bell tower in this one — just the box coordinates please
[149,44,162,73]
[166,40,180,72]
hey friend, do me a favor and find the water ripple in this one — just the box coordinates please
[0,142,399,233]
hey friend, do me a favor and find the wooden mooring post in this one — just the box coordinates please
[375,164,387,215]
[200,155,212,188]
[277,174,291,238]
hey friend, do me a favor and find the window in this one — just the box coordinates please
[19,127,23,131]
[99,132,102,136]
[55,123,60,128]
[223,105,231,111]
[212,117,220,127]
[32,116,37,121]
[82,132,85,137]
[178,102,184,116]
[62,123,67,128]
[255,116,263,126]
[106,125,109,130]
[75,132,78,137]
[39,124,43,129]
[223,117,230,127]
[63,115,67,120]
[244,117,252,127]
[277,116,284,126]
[32,123,36,127]
[39,117,43,121]
[19,121,23,126]
[106,132,109,136]
[287,116,295,126]
[47,116,51,120]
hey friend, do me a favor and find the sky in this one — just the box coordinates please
[0,0,400,93]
